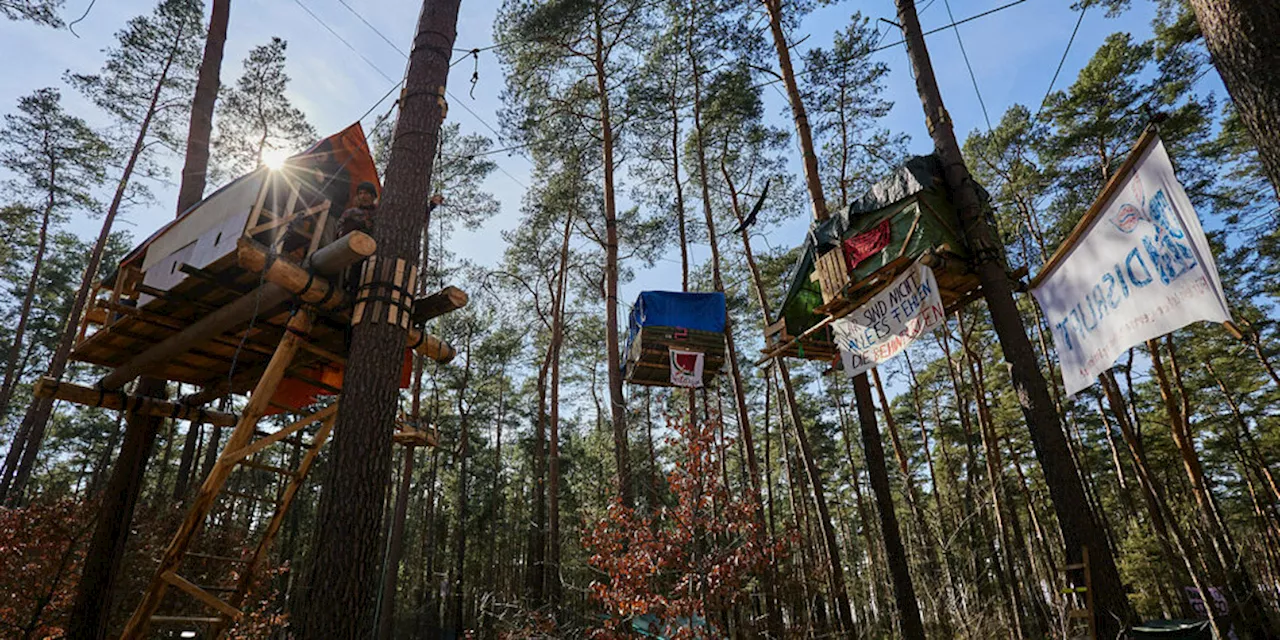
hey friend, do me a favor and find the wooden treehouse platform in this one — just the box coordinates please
[34,125,465,638]
[624,325,726,388]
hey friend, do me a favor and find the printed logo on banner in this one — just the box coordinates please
[1031,134,1231,396]
[669,348,705,388]
[832,260,946,378]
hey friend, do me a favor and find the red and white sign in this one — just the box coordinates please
[669,348,705,388]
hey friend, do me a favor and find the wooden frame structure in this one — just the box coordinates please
[38,157,464,637]
[1060,546,1097,640]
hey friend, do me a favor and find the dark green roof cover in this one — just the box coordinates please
[776,154,979,336]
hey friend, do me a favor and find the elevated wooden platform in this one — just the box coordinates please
[624,325,725,388]
[759,249,1021,365]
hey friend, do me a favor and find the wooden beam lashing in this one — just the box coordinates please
[235,234,374,311]
[238,238,455,363]
[32,377,237,426]
[411,286,469,324]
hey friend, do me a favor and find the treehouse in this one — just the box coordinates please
[31,123,468,637]
[763,154,986,362]
[60,123,463,412]
[624,291,727,388]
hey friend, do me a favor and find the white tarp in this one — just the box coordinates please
[1031,133,1231,396]
[833,260,946,378]
[669,348,705,388]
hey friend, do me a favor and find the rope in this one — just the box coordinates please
[941,0,992,131]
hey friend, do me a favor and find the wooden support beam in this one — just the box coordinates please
[238,237,457,363]
[223,403,338,465]
[98,233,374,390]
[411,286,469,323]
[32,377,238,426]
[120,311,314,638]
[161,571,242,620]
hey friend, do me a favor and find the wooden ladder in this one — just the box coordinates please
[120,308,337,638]
[1060,545,1097,640]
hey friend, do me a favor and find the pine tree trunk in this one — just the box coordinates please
[591,12,633,510]
[957,318,1027,640]
[891,0,1134,633]
[299,0,460,633]
[761,0,827,221]
[851,370,926,639]
[0,183,54,424]
[1151,338,1276,637]
[1100,370,1231,637]
[526,347,549,605]
[66,7,226,636]
[451,327,474,634]
[546,208,571,609]
[1186,0,1280,202]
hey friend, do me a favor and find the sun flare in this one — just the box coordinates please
[262,148,290,170]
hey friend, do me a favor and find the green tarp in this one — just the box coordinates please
[776,154,977,336]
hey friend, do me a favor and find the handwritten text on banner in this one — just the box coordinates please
[833,260,946,378]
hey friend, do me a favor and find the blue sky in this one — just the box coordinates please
[0,0,1193,311]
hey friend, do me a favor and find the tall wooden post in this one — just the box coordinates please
[297,0,461,635]
[890,0,1134,634]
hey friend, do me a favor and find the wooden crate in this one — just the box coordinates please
[624,325,725,388]
[810,249,851,313]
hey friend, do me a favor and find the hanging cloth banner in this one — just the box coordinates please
[1029,131,1232,397]
[669,348,705,388]
[843,218,892,271]
[832,259,946,378]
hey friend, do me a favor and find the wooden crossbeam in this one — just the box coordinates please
[237,237,457,363]
[32,377,238,426]
[98,232,374,390]
[222,403,338,465]
[411,286,469,324]
[161,571,242,620]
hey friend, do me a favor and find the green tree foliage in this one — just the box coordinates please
[0,88,109,422]
[211,37,316,183]
[0,0,63,26]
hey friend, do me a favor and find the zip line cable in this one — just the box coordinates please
[1031,5,1087,125]
[291,0,396,83]
[289,0,530,189]
[941,0,993,131]
[753,0,1033,91]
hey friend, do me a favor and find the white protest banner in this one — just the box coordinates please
[669,348,705,388]
[833,260,946,378]
[1030,131,1231,396]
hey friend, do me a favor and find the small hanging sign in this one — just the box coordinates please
[669,348,705,388]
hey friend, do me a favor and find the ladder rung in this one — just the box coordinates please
[184,551,248,564]
[150,616,224,624]
[162,571,242,620]
[1067,610,1091,619]
[1061,586,1089,594]
[1059,563,1087,571]
[253,429,309,448]
[238,458,296,476]
[198,584,238,593]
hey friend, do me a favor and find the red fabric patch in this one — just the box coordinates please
[842,218,892,271]
[673,351,699,374]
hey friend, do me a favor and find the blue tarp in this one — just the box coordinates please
[625,291,726,356]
